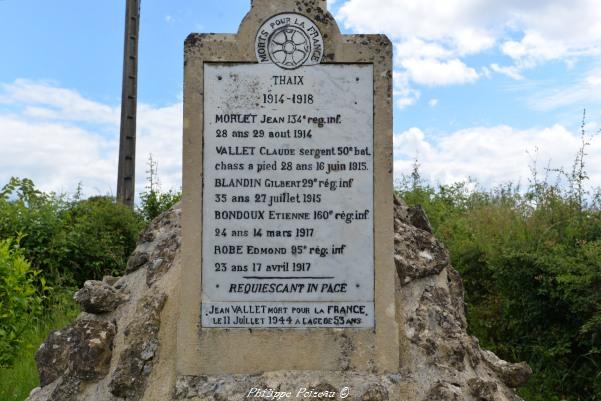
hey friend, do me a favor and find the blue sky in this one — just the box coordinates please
[1,0,601,198]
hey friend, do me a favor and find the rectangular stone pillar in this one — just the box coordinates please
[178,0,397,375]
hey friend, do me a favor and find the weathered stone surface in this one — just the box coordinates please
[361,384,389,401]
[68,318,116,381]
[173,372,401,401]
[393,195,411,224]
[24,376,81,401]
[48,376,81,401]
[394,219,450,285]
[35,328,73,386]
[406,286,469,371]
[29,193,533,401]
[108,291,167,401]
[74,280,127,314]
[35,318,116,386]
[126,250,149,273]
[394,193,531,400]
[467,378,499,400]
[29,203,179,401]
[446,265,468,329]
[407,205,432,233]
[126,206,181,286]
[308,383,339,401]
[423,382,462,401]
[102,275,120,286]
[481,350,533,388]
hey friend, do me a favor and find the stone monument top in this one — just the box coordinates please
[180,0,397,376]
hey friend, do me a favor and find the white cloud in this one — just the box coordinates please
[336,0,495,101]
[337,0,601,52]
[428,99,439,107]
[506,1,601,46]
[527,67,601,111]
[401,58,479,86]
[0,80,182,200]
[397,95,419,109]
[453,28,496,56]
[337,0,499,47]
[586,72,601,87]
[393,127,433,159]
[0,115,116,195]
[395,38,452,61]
[393,71,420,109]
[0,80,119,125]
[500,31,568,72]
[337,0,601,88]
[490,63,524,80]
[393,124,601,189]
[136,103,183,193]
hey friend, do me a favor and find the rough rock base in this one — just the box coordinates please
[28,198,531,401]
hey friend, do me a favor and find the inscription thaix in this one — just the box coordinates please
[255,13,324,70]
[201,63,374,328]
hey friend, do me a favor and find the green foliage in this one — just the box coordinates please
[0,163,187,372]
[0,178,144,370]
[138,155,181,222]
[397,125,601,400]
[55,196,145,284]
[0,238,46,367]
[0,289,77,400]
[0,178,68,281]
[0,177,144,285]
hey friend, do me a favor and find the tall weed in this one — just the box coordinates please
[138,155,181,222]
[397,115,601,400]
[0,238,46,367]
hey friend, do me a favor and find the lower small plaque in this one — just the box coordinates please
[202,302,374,328]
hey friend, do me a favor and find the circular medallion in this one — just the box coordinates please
[268,26,311,69]
[256,13,324,70]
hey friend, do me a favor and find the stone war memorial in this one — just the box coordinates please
[28,1,532,401]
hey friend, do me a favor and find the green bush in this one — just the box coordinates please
[55,196,145,284]
[138,184,181,223]
[397,156,601,400]
[0,177,151,371]
[0,238,45,367]
[0,178,68,281]
[0,178,144,286]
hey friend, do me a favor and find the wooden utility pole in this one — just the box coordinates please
[117,0,141,208]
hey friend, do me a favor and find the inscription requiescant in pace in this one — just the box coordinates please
[201,63,374,328]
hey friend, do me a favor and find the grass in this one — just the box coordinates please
[0,290,78,401]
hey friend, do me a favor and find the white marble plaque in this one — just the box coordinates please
[201,63,374,328]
